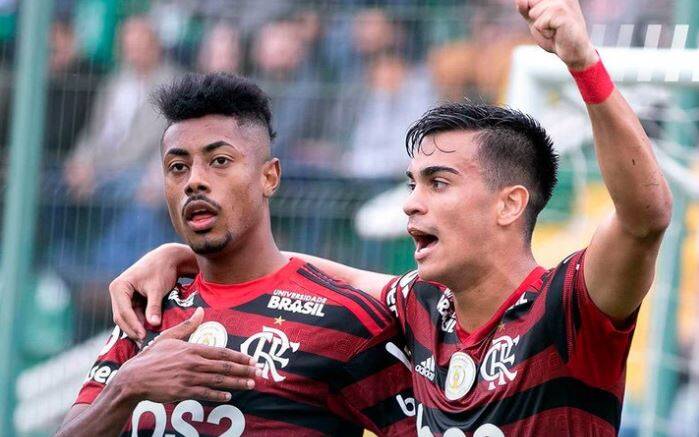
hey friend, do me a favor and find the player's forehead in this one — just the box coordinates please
[162,114,267,157]
[407,130,481,176]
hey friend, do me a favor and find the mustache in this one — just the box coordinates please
[182,194,221,214]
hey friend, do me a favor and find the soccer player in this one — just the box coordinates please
[57,73,414,436]
[110,0,672,435]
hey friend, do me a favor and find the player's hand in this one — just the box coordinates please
[515,0,598,70]
[110,243,198,340]
[115,308,259,404]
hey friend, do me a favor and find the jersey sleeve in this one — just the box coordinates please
[381,271,419,334]
[546,250,638,388]
[74,325,139,405]
[329,318,415,436]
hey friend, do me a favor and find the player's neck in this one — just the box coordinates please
[451,249,538,334]
[196,225,288,285]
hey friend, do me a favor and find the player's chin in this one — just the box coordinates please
[415,261,443,283]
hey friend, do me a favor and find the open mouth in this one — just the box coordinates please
[183,200,219,233]
[408,227,439,260]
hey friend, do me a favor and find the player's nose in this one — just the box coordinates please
[185,162,211,195]
[403,187,427,216]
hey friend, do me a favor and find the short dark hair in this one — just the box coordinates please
[154,72,276,140]
[405,102,558,240]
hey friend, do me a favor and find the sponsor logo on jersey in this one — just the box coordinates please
[168,288,196,308]
[100,325,128,356]
[85,363,119,385]
[444,351,476,400]
[241,326,299,382]
[436,289,457,333]
[415,356,436,381]
[385,286,398,317]
[416,402,504,437]
[481,335,519,390]
[386,341,412,370]
[189,321,228,348]
[267,290,326,317]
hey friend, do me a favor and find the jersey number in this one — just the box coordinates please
[131,400,245,437]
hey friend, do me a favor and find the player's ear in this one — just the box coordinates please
[261,158,281,198]
[496,185,529,227]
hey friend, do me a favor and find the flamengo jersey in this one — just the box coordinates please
[76,258,414,436]
[382,250,637,436]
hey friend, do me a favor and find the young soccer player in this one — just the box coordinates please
[110,0,672,434]
[57,73,413,436]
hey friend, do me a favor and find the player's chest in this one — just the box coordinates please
[407,298,569,435]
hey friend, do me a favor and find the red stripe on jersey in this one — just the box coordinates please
[499,405,617,437]
[194,308,369,362]
[255,372,330,407]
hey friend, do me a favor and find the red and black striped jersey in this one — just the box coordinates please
[381,250,637,436]
[76,258,414,436]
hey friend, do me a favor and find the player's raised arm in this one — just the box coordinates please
[517,0,672,321]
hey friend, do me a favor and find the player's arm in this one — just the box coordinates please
[285,251,395,299]
[56,309,258,436]
[110,244,394,339]
[517,0,673,321]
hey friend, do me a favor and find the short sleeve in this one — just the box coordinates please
[546,250,638,388]
[331,319,415,436]
[74,325,139,405]
[381,271,419,333]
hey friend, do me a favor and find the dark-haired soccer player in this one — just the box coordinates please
[57,73,414,436]
[109,0,672,435]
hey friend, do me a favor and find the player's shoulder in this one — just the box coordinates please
[294,262,396,336]
[385,269,446,300]
[543,249,587,287]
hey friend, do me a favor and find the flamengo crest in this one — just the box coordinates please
[240,326,299,382]
[480,335,519,390]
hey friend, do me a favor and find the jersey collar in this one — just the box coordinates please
[194,257,305,309]
[455,266,547,346]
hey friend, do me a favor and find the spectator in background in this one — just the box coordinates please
[251,15,333,174]
[55,15,180,339]
[196,21,241,74]
[63,14,178,203]
[343,9,438,178]
[44,18,99,161]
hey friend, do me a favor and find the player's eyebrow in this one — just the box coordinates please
[163,147,189,159]
[420,165,460,177]
[203,140,236,154]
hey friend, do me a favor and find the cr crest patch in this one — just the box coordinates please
[445,352,476,401]
[189,321,228,348]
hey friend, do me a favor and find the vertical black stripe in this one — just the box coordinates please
[544,263,570,362]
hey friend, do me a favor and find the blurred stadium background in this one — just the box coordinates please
[0,0,698,435]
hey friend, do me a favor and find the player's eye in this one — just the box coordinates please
[212,156,231,167]
[406,181,416,192]
[431,179,447,190]
[168,162,188,174]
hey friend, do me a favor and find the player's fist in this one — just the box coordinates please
[515,0,598,70]
[113,308,259,404]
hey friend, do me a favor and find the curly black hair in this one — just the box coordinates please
[406,102,559,240]
[154,72,276,140]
